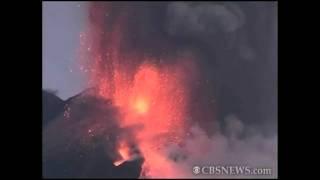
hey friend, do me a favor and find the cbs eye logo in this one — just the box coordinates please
[193,166,201,175]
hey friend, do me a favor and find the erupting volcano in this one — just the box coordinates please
[43,1,278,178]
[78,2,197,178]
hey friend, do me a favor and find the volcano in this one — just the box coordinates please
[43,1,277,178]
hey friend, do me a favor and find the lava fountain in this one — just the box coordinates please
[79,2,197,178]
[110,62,190,175]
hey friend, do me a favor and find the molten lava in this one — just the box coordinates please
[98,62,189,172]
[113,141,131,166]
[134,98,149,115]
[79,3,197,177]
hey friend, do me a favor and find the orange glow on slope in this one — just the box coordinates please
[113,141,131,166]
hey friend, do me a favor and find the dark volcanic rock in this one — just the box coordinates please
[42,90,65,126]
[42,89,143,178]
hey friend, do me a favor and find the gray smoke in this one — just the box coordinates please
[140,2,277,178]
[146,115,277,178]
[165,2,277,135]
[166,2,245,37]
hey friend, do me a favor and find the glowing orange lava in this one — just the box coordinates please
[99,62,189,176]
[113,141,131,166]
[134,98,149,114]
[81,4,196,177]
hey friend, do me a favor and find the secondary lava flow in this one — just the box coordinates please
[79,3,193,177]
